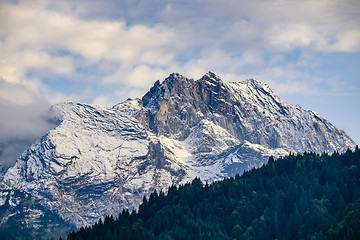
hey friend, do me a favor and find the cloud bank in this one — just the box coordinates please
[0,0,359,166]
[0,80,56,170]
[1,0,359,105]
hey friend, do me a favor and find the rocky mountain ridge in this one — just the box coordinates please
[0,72,356,233]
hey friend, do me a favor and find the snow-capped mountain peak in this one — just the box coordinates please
[244,78,273,94]
[0,72,356,231]
[201,71,223,82]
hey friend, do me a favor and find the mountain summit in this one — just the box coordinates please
[141,72,353,152]
[0,72,356,234]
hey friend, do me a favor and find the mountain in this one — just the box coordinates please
[0,72,356,237]
[65,149,360,240]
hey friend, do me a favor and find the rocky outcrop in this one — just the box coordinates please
[0,72,356,232]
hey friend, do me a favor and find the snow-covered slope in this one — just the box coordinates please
[0,72,356,231]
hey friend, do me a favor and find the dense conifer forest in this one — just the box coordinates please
[65,148,360,240]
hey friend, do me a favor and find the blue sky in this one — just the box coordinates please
[0,0,359,168]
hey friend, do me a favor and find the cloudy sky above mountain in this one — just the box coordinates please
[0,0,359,168]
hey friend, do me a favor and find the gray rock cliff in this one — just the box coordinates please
[0,72,356,231]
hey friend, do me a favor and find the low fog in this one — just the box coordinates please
[0,81,56,171]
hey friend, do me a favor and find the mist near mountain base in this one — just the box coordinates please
[0,80,56,170]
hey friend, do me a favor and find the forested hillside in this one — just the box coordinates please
[66,147,360,240]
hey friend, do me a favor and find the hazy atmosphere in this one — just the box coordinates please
[0,0,359,169]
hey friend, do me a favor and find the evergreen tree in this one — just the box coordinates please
[64,150,360,240]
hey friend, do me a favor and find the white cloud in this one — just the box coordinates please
[331,30,360,52]
[125,65,167,87]
[0,2,174,63]
[0,63,22,84]
[0,0,178,105]
[93,95,111,107]
[0,80,41,105]
[1,0,359,101]
[265,24,360,52]
[0,0,358,165]
[0,80,55,170]
[252,64,354,98]
[265,24,317,51]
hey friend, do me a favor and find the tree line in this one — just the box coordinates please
[65,147,360,240]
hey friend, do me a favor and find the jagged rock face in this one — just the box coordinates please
[0,72,356,230]
[1,102,193,227]
[141,72,353,152]
[141,73,199,138]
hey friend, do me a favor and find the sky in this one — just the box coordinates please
[0,0,359,169]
